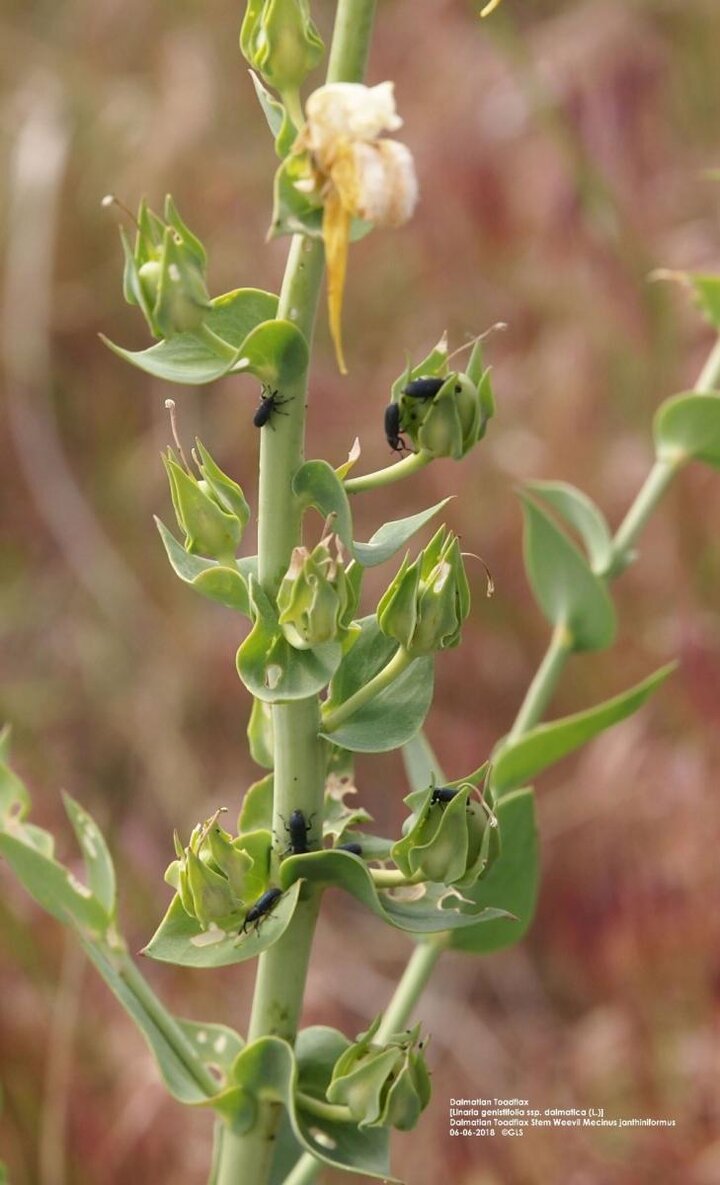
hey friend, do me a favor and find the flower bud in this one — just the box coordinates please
[240,0,324,94]
[400,372,489,460]
[327,1018,430,1131]
[164,811,270,930]
[121,196,211,339]
[392,780,500,889]
[377,528,470,655]
[163,444,249,563]
[276,534,360,651]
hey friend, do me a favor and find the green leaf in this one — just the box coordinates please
[279,850,511,935]
[520,493,616,651]
[248,72,296,157]
[80,938,250,1120]
[654,392,720,470]
[238,774,274,832]
[62,793,116,918]
[526,481,613,573]
[689,274,720,330]
[143,880,303,968]
[321,618,434,753]
[0,824,110,934]
[449,788,538,953]
[293,460,451,567]
[237,580,342,702]
[156,519,255,614]
[238,319,309,389]
[492,663,675,794]
[0,726,30,821]
[229,1033,398,1182]
[102,288,278,384]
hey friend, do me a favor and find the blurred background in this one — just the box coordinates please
[2,0,720,1182]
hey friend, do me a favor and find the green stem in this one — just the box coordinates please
[608,458,678,565]
[283,938,445,1185]
[218,4,378,1184]
[370,868,424,889]
[375,937,446,1043]
[115,950,219,1098]
[344,449,433,494]
[606,333,720,572]
[507,623,572,741]
[294,1093,353,1124]
[321,646,412,732]
[695,335,720,392]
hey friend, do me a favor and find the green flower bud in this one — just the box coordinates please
[277,534,360,651]
[377,527,470,655]
[327,1018,430,1131]
[121,195,211,339]
[163,444,249,563]
[392,784,472,884]
[240,0,324,94]
[163,811,271,929]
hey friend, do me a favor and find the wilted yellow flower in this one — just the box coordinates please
[295,82,418,372]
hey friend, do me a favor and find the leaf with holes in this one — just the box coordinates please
[236,580,342,702]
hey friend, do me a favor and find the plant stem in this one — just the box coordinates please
[321,646,413,732]
[507,623,572,741]
[294,1093,353,1124]
[218,4,378,1184]
[607,333,720,570]
[344,449,433,494]
[370,868,424,889]
[375,936,446,1042]
[114,949,220,1097]
[695,335,720,392]
[283,937,446,1185]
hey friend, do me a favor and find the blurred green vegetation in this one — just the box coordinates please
[2,1,720,1183]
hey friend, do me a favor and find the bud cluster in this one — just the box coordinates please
[378,527,470,655]
[165,811,270,930]
[163,441,250,564]
[121,196,211,339]
[391,779,500,888]
[327,1017,431,1132]
[277,533,360,651]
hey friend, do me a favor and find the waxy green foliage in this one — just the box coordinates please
[327,1018,431,1132]
[120,195,211,339]
[277,534,360,651]
[377,527,470,655]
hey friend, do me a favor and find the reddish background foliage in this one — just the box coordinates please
[2,2,720,1183]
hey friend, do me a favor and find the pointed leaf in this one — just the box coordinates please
[321,618,434,753]
[688,274,720,330]
[0,823,110,934]
[62,793,116,918]
[156,519,255,614]
[492,663,675,793]
[0,726,30,821]
[143,880,303,968]
[449,788,538,953]
[103,288,278,384]
[654,392,720,470]
[80,938,249,1114]
[526,481,613,573]
[237,581,342,702]
[293,460,450,567]
[521,493,616,651]
[229,1034,398,1182]
[279,850,511,934]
